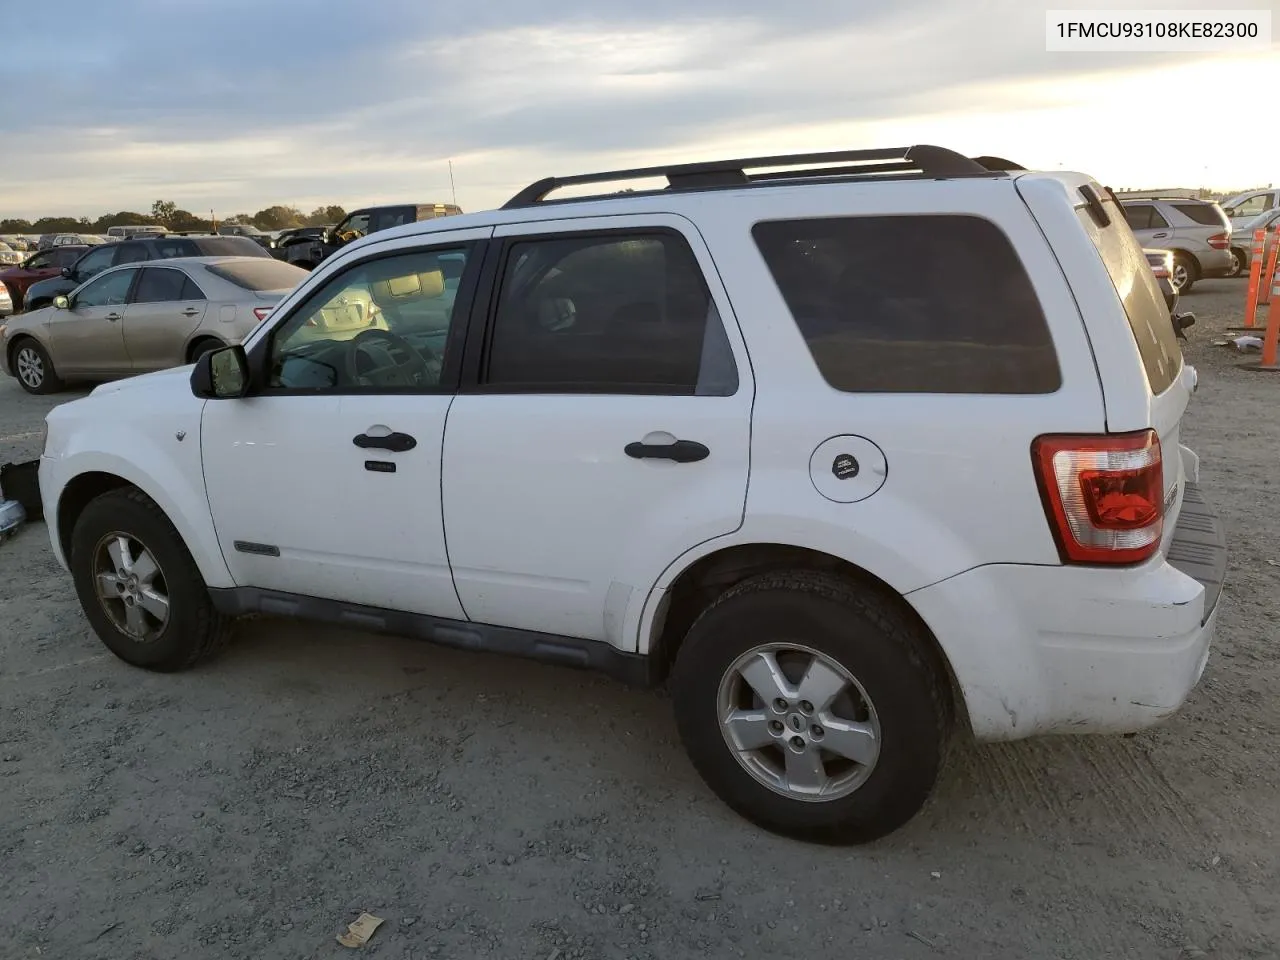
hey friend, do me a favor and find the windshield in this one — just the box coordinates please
[205,259,308,292]
[1076,198,1181,395]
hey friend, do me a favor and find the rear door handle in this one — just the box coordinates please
[353,431,417,453]
[106,313,122,322]
[1151,232,1170,239]
[625,439,709,463]
[181,308,200,317]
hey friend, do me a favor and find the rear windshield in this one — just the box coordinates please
[1076,198,1181,395]
[191,237,271,258]
[1171,202,1229,228]
[205,259,308,292]
[752,214,1061,394]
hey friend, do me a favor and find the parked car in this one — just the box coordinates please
[0,241,23,268]
[1119,198,1232,293]
[1228,207,1280,277]
[0,245,87,311]
[280,204,461,270]
[23,234,271,311]
[1221,188,1280,229]
[269,225,329,258]
[0,280,11,318]
[106,225,168,241]
[2,256,306,393]
[1144,249,1178,311]
[31,145,1224,844]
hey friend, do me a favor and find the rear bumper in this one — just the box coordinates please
[909,480,1226,741]
[1198,249,1235,277]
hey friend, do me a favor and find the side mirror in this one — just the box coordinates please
[52,295,69,310]
[60,266,72,278]
[191,344,250,399]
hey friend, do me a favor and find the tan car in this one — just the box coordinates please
[1,257,307,394]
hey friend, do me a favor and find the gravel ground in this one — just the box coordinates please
[1,279,1277,959]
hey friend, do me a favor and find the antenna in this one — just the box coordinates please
[448,160,457,208]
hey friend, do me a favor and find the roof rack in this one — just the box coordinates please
[502,144,1002,209]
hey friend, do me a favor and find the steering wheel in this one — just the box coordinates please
[345,329,433,387]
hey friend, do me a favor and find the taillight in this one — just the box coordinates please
[1032,430,1164,565]
[1208,233,1229,250]
[252,307,272,323]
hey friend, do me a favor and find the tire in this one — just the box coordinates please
[70,487,232,671]
[1171,253,1196,294]
[9,337,63,394]
[671,571,949,844]
[188,338,222,363]
[1228,248,1246,278]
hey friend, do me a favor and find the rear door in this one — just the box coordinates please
[122,266,208,371]
[440,215,753,646]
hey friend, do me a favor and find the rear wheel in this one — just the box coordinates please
[1171,253,1197,294]
[70,487,231,671]
[1228,248,1246,278]
[671,571,949,844]
[10,338,63,394]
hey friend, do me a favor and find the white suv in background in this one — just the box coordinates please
[37,146,1227,843]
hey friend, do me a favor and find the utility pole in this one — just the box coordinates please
[448,160,457,208]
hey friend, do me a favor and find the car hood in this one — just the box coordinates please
[90,363,195,397]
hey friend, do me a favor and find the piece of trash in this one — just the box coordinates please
[1233,335,1263,352]
[1266,560,1280,568]
[1211,854,1222,866]
[929,870,941,879]
[337,913,384,948]
[0,498,25,541]
[907,930,938,949]
[694,892,721,902]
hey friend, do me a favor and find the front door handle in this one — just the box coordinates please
[106,313,122,322]
[625,439,709,463]
[353,431,417,453]
[1151,232,1169,239]
[181,308,200,317]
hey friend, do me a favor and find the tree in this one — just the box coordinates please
[151,200,178,225]
[91,211,158,232]
[307,205,345,226]
[0,218,33,233]
[31,216,82,233]
[251,205,305,230]
[168,209,212,232]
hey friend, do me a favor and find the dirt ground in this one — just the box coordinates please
[1,279,1276,960]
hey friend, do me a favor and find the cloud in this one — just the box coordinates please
[0,0,1260,219]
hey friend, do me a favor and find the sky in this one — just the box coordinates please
[0,0,1276,220]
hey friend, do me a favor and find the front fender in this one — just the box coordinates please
[43,428,233,589]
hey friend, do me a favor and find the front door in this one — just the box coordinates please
[201,231,491,618]
[123,266,208,371]
[49,267,137,376]
[441,215,754,646]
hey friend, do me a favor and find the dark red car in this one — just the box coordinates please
[0,245,87,311]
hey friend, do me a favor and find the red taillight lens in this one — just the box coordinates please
[252,307,272,323]
[1032,430,1164,565]
[1208,233,1229,250]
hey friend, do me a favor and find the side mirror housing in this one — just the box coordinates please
[52,295,69,310]
[60,266,72,278]
[191,344,250,399]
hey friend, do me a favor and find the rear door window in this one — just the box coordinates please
[752,215,1060,394]
[1171,203,1229,228]
[1076,198,1180,395]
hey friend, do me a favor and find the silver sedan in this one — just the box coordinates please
[0,256,307,394]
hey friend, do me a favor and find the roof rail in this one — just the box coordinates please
[502,144,1000,209]
[971,155,1025,171]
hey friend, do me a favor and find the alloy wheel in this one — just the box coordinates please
[716,642,881,801]
[93,532,171,643]
[15,345,44,389]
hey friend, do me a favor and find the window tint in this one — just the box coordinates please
[191,237,269,258]
[370,208,414,233]
[1148,207,1169,228]
[114,243,150,265]
[152,238,198,259]
[132,268,189,304]
[26,251,53,270]
[484,232,737,396]
[1076,200,1180,395]
[1122,204,1154,230]
[73,245,117,280]
[1229,194,1270,219]
[753,216,1060,394]
[75,269,136,308]
[267,247,470,392]
[53,248,83,268]
[1171,203,1229,228]
[181,276,206,300]
[205,259,306,292]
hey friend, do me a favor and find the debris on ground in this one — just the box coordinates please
[336,912,384,948]
[0,498,24,541]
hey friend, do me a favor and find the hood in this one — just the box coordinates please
[90,363,195,397]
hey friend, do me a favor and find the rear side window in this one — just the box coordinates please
[752,215,1061,394]
[1077,198,1181,395]
[1171,203,1229,228]
[192,237,271,258]
[133,267,188,303]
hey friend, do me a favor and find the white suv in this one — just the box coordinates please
[37,146,1227,843]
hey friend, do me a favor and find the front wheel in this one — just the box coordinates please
[70,487,232,671]
[10,338,63,394]
[671,571,949,844]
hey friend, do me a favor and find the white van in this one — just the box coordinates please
[105,225,168,240]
